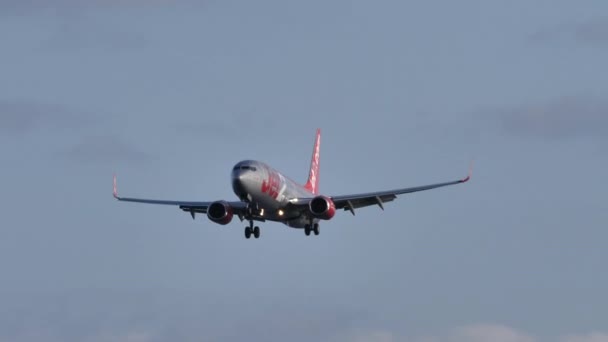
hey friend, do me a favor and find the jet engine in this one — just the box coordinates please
[207,201,234,225]
[308,196,336,220]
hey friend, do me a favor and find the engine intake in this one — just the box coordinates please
[207,201,234,225]
[309,196,336,220]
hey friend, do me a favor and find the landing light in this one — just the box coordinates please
[260,208,265,216]
[278,209,284,216]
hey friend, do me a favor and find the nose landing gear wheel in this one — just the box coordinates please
[253,226,260,239]
[245,226,252,239]
[313,223,319,235]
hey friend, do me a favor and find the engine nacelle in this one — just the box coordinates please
[308,196,336,220]
[207,201,234,225]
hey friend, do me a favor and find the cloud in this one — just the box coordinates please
[531,18,608,47]
[1,1,200,51]
[349,331,397,342]
[450,324,536,342]
[342,325,608,342]
[63,135,152,164]
[338,325,534,342]
[84,331,156,342]
[0,290,368,342]
[561,333,608,342]
[0,0,198,12]
[174,111,280,144]
[2,4,150,52]
[45,18,149,51]
[573,19,608,45]
[0,100,86,135]
[491,96,608,140]
[0,100,146,164]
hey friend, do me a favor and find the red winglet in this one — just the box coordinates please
[113,174,119,198]
[461,160,474,182]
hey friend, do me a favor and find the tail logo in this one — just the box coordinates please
[306,130,321,194]
[310,136,320,191]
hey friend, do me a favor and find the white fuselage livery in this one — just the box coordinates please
[231,160,319,228]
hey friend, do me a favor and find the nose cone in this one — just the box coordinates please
[231,169,247,200]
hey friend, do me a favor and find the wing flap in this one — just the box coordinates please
[329,164,472,212]
[337,194,397,210]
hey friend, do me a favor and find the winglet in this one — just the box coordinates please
[113,174,119,199]
[461,160,474,183]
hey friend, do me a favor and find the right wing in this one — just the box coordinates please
[112,175,249,219]
[330,175,470,214]
[301,163,473,215]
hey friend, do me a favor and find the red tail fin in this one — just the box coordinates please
[304,128,321,194]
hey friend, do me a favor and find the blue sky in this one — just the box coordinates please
[1,1,607,341]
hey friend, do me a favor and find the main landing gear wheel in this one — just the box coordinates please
[304,224,311,236]
[245,226,252,239]
[253,226,260,239]
[304,223,319,237]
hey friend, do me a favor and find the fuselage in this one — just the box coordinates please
[231,160,317,228]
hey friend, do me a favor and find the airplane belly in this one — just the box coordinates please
[283,217,311,228]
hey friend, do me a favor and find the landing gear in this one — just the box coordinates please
[246,205,255,217]
[244,221,260,239]
[244,204,262,239]
[304,223,319,236]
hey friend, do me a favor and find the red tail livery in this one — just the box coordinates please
[304,128,321,195]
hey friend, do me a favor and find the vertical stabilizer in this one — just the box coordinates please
[304,128,321,194]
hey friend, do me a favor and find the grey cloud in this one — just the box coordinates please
[0,100,87,135]
[0,101,149,164]
[0,290,366,342]
[531,19,608,46]
[45,19,149,51]
[175,111,279,143]
[561,333,608,342]
[491,96,608,140]
[0,291,607,342]
[573,19,608,45]
[0,0,199,11]
[1,1,203,52]
[19,5,150,52]
[83,331,156,342]
[450,324,536,342]
[332,324,608,342]
[63,136,152,164]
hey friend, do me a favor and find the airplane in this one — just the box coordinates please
[113,129,472,239]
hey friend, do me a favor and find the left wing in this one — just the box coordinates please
[112,175,249,219]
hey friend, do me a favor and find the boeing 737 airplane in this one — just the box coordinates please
[113,129,472,239]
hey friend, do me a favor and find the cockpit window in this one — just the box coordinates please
[236,165,257,171]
